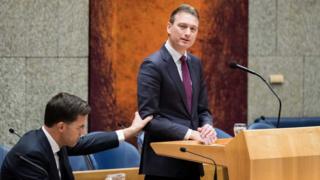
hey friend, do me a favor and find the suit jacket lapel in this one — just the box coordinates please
[160,46,190,115]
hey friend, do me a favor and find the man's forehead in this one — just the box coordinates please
[173,12,199,25]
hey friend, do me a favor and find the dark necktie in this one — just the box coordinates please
[180,55,192,113]
[57,150,68,180]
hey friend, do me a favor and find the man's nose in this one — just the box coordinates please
[184,28,191,37]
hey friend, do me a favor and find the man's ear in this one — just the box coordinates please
[56,121,65,132]
[167,22,172,34]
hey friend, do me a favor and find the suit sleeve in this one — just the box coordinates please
[197,60,213,126]
[1,151,49,180]
[67,131,119,155]
[138,59,189,140]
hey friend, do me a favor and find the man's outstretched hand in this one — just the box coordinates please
[123,112,153,139]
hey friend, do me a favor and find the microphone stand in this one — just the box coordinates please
[180,147,218,180]
[230,63,282,128]
[249,71,282,128]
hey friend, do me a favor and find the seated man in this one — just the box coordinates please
[1,92,152,180]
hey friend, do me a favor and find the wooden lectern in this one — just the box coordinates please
[151,127,320,180]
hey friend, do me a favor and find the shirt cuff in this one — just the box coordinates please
[184,129,193,140]
[116,130,125,142]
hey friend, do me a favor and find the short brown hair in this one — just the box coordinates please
[169,4,199,24]
[44,92,91,127]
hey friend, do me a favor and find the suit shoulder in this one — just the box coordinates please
[4,134,48,168]
[188,53,201,62]
[188,53,204,69]
[10,130,48,156]
[144,50,163,65]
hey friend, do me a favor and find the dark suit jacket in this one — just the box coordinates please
[1,129,119,180]
[138,45,213,178]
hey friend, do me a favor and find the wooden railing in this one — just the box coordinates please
[74,164,228,180]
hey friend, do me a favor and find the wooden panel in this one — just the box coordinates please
[74,168,144,180]
[225,127,320,180]
[73,165,228,180]
[89,0,248,135]
[151,127,320,180]
[199,0,248,134]
[224,130,250,180]
[245,127,320,180]
[151,139,232,166]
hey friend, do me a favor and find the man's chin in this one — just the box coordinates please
[179,43,192,50]
[67,141,78,147]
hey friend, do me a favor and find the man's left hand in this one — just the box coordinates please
[197,124,217,144]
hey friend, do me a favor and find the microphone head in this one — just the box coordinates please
[9,128,15,134]
[229,62,238,69]
[180,147,186,152]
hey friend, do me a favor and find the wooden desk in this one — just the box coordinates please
[74,165,228,180]
[151,127,320,180]
[74,167,143,180]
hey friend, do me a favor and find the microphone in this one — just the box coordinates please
[229,62,282,128]
[16,153,48,177]
[229,62,257,75]
[180,147,218,180]
[9,128,21,138]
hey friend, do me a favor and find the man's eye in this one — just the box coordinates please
[178,24,188,29]
[190,27,197,32]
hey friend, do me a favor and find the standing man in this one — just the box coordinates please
[138,4,217,180]
[1,92,152,180]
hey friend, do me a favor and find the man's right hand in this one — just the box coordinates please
[123,112,153,139]
[189,130,216,145]
[197,124,217,145]
[189,130,205,144]
[131,112,153,133]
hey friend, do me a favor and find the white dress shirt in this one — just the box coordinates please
[42,126,62,178]
[164,40,193,140]
[164,40,188,81]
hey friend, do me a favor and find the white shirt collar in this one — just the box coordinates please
[42,126,60,154]
[165,40,188,64]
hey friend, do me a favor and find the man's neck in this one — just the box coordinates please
[43,126,63,148]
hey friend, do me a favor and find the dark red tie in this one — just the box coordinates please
[180,55,192,113]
